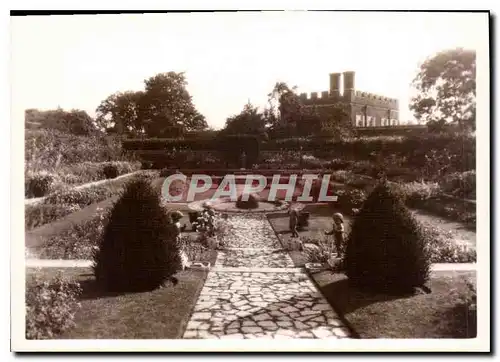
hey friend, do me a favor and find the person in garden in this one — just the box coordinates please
[289,209,300,238]
[170,211,185,244]
[170,210,189,270]
[325,212,345,258]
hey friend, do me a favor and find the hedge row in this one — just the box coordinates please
[124,133,474,151]
[124,134,475,171]
[26,129,126,168]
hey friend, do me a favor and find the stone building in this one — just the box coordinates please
[299,71,400,127]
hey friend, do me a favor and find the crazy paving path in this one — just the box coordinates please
[183,214,351,339]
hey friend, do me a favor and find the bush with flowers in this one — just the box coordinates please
[25,273,82,339]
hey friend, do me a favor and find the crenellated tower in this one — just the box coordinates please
[298,71,400,128]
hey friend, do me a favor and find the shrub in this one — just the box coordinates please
[301,155,323,169]
[344,181,431,294]
[25,273,82,339]
[397,181,441,205]
[334,188,367,214]
[141,161,153,170]
[25,203,81,230]
[25,129,125,168]
[236,193,260,209]
[160,167,179,177]
[92,178,181,292]
[182,236,213,262]
[25,171,61,198]
[420,222,476,263]
[303,236,336,264]
[103,163,119,179]
[440,170,476,199]
[330,170,353,184]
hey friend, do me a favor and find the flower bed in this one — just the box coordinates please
[439,170,476,200]
[35,206,111,259]
[25,161,141,199]
[57,161,141,184]
[421,222,476,263]
[25,172,149,230]
[330,171,475,227]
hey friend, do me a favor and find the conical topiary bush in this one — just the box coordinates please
[344,180,430,294]
[92,178,180,292]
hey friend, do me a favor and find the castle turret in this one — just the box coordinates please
[342,71,355,100]
[343,71,355,91]
[329,73,341,97]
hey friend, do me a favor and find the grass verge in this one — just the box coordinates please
[26,267,208,339]
[310,270,477,339]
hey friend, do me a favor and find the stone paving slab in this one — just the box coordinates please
[215,249,295,269]
[183,271,350,339]
[221,215,283,249]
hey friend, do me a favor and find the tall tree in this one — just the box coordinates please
[307,103,352,139]
[96,72,208,137]
[95,91,145,135]
[141,72,208,137]
[266,82,303,137]
[222,101,268,137]
[410,48,476,131]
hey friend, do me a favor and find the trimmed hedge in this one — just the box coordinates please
[123,138,216,151]
[345,181,431,294]
[124,133,474,177]
[92,178,180,292]
[216,134,260,167]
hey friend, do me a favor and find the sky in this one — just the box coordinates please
[11,11,488,129]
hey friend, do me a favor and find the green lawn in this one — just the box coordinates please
[26,267,208,339]
[311,270,477,339]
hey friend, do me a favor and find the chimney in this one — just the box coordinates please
[343,71,355,91]
[329,73,341,97]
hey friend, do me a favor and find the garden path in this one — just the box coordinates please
[182,214,352,340]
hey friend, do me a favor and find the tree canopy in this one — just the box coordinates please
[96,72,208,137]
[410,48,476,131]
[266,82,352,138]
[221,101,268,138]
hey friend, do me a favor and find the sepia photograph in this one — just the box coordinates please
[10,9,490,353]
